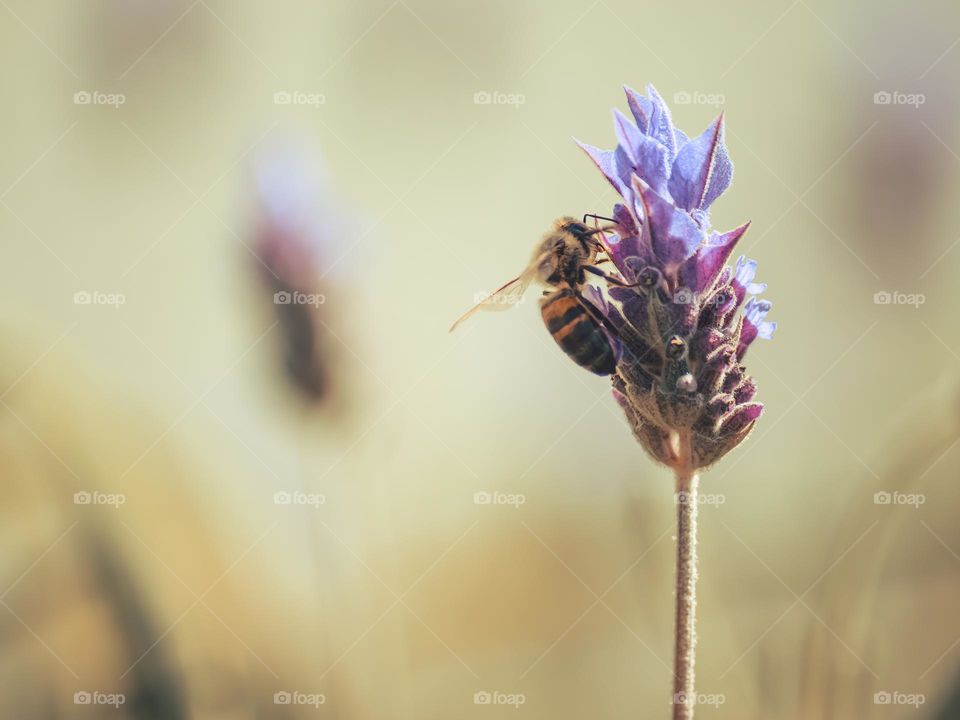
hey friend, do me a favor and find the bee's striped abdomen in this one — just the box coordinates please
[541,290,616,376]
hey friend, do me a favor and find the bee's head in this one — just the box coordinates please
[554,216,590,236]
[554,217,610,256]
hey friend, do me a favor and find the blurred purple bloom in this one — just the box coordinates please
[250,143,337,403]
[577,85,775,469]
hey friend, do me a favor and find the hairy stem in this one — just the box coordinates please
[673,462,699,720]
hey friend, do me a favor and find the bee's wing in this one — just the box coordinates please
[449,265,539,333]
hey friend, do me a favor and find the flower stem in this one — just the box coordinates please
[673,463,699,720]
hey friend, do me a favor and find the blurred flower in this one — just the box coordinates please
[578,85,776,470]
[250,142,339,404]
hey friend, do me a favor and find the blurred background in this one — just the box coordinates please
[1,0,959,717]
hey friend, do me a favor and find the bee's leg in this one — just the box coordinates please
[575,290,650,362]
[583,264,640,287]
[574,290,615,331]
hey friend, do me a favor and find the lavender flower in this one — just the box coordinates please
[577,85,776,471]
[250,144,337,403]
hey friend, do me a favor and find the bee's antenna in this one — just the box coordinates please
[583,213,617,225]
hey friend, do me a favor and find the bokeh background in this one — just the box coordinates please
[1,0,959,717]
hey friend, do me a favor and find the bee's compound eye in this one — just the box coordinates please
[666,335,686,359]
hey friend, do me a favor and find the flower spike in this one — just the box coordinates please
[577,84,775,470]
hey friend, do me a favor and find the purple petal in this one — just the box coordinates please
[613,108,644,161]
[613,145,637,193]
[737,298,775,357]
[734,377,757,403]
[613,109,672,195]
[632,176,704,270]
[678,221,750,294]
[623,85,651,133]
[645,85,678,160]
[605,233,654,281]
[731,256,759,307]
[701,135,733,209]
[613,202,638,237]
[734,256,757,285]
[576,140,628,196]
[604,204,650,280]
[746,297,772,323]
[722,402,763,434]
[669,114,733,211]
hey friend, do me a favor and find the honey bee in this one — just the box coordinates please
[450,216,630,376]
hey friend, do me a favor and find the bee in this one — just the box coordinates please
[450,216,630,376]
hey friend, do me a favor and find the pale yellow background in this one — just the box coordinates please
[1,1,959,718]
